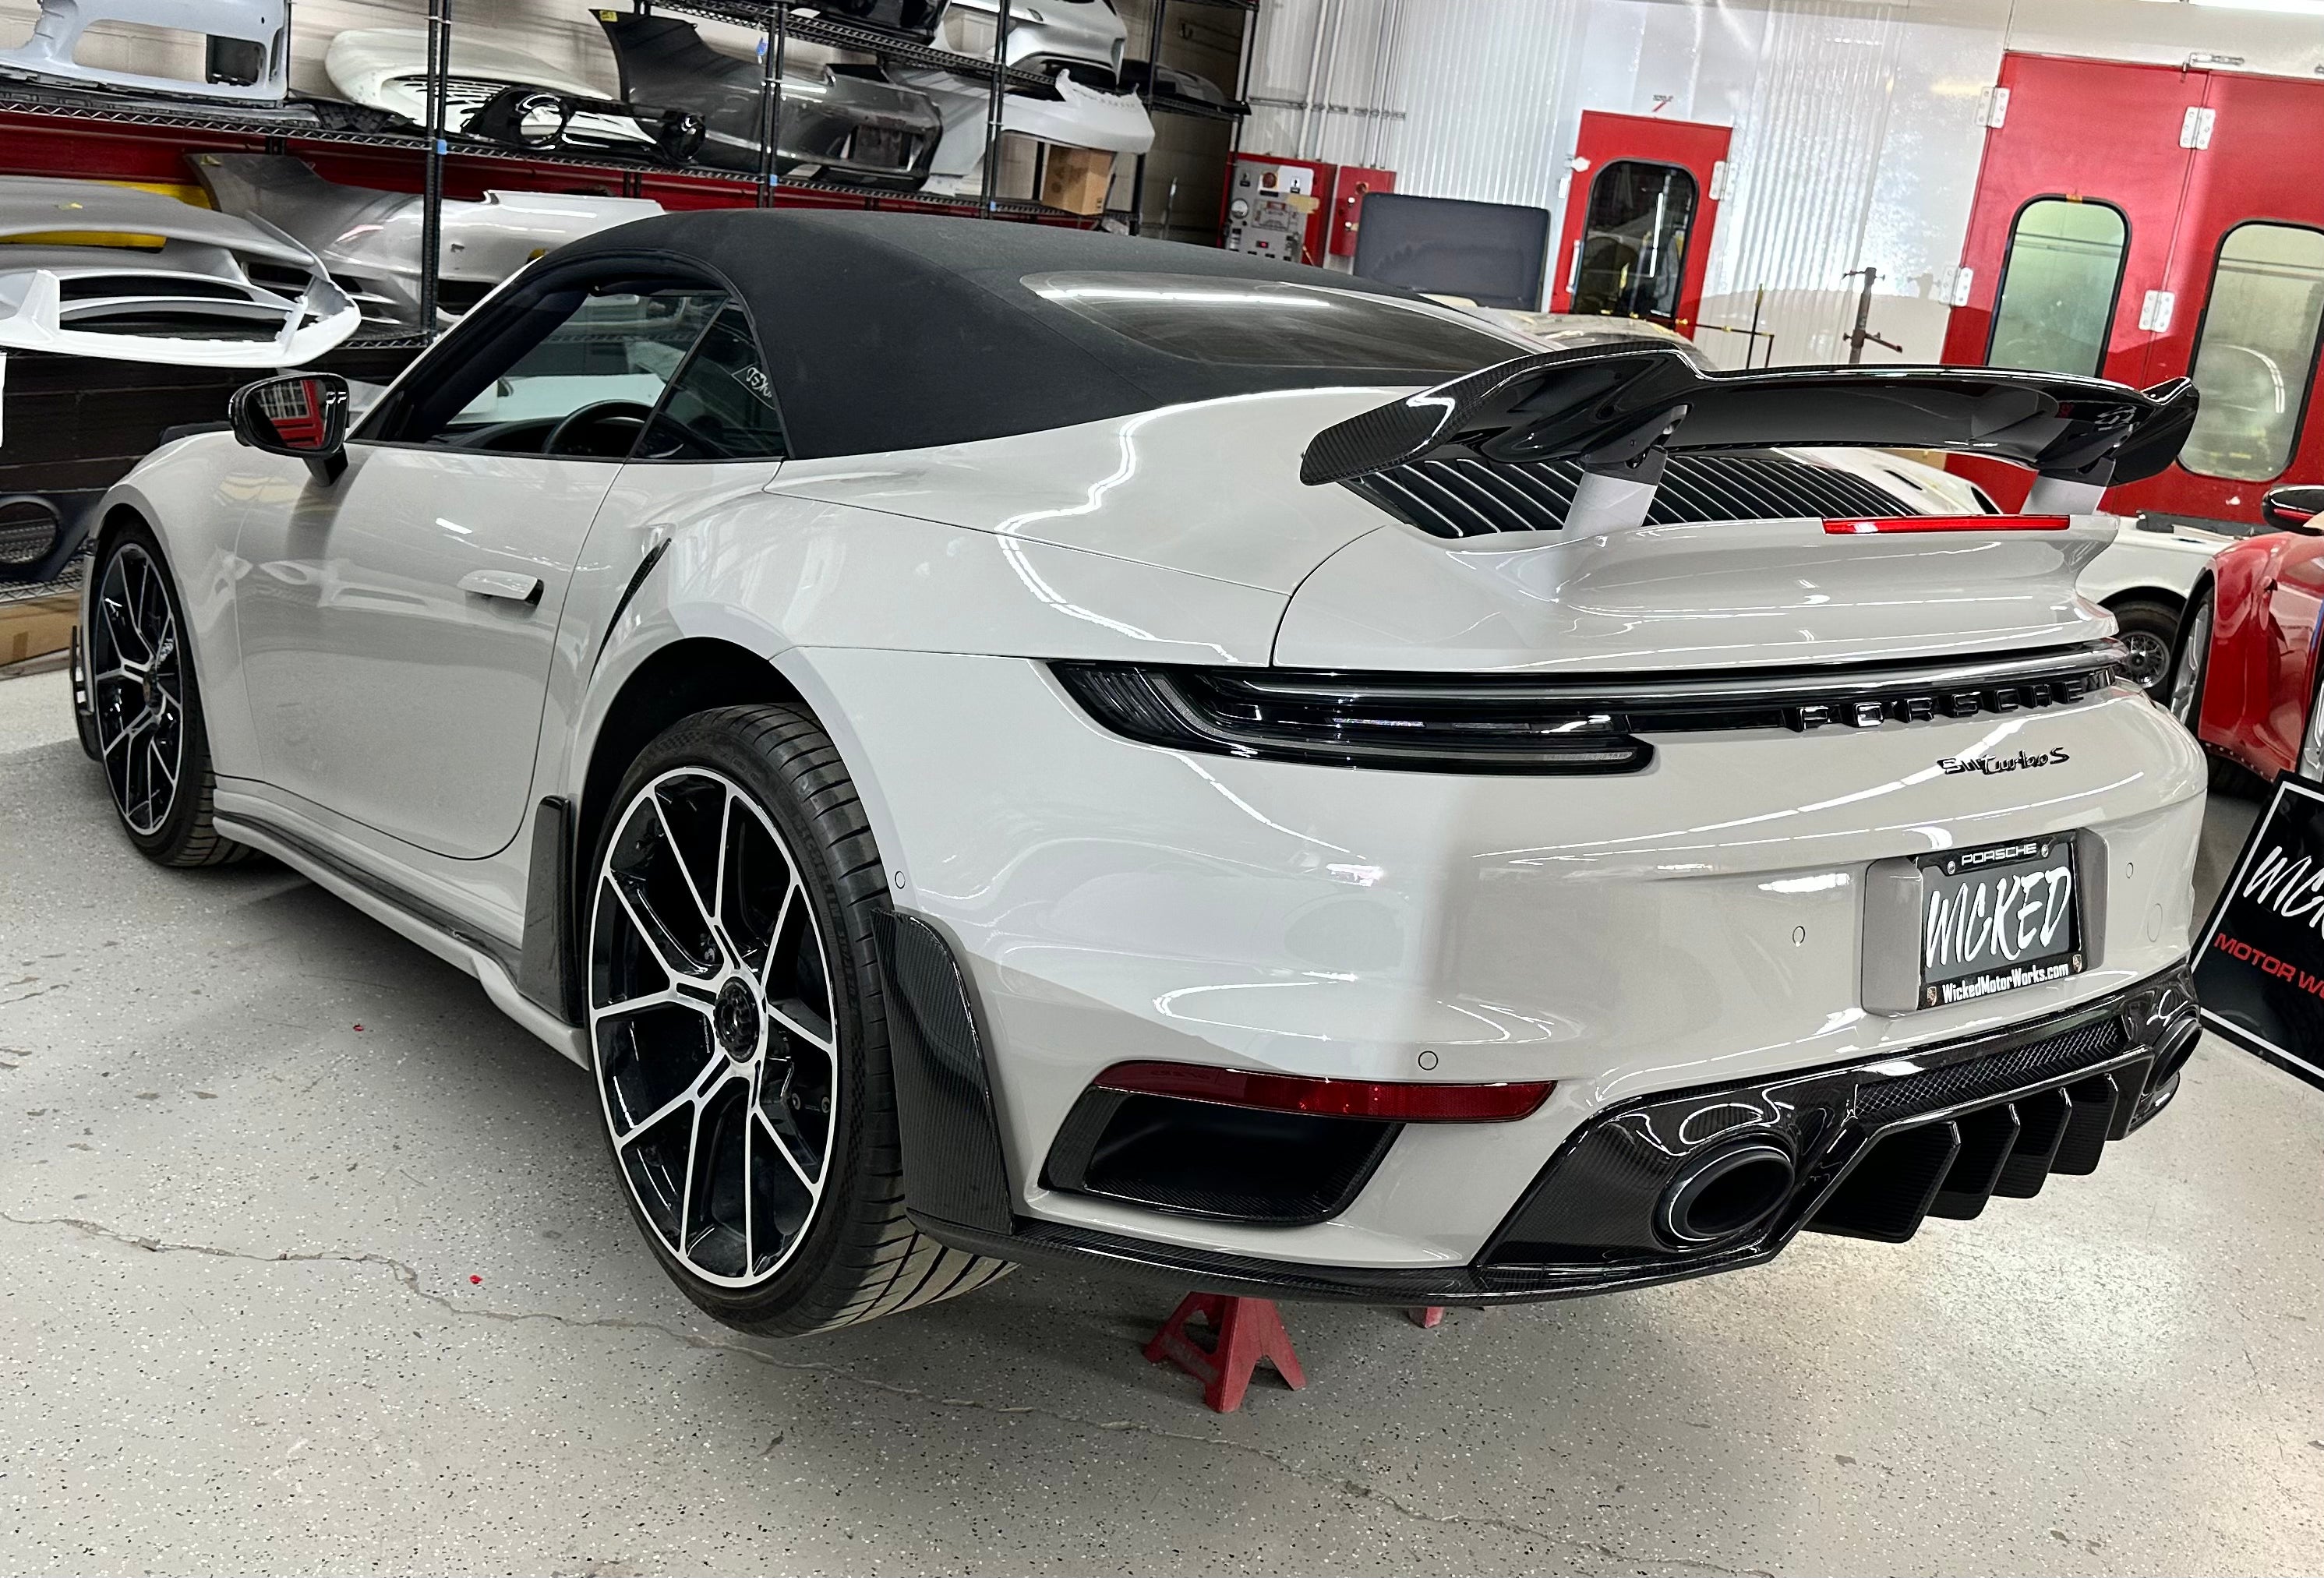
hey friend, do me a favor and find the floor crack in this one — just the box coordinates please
[4,1210,1767,1574]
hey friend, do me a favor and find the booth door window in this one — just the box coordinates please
[1570,161,1698,322]
[2181,223,2324,482]
[1987,198,2130,377]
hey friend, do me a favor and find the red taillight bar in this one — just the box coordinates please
[1093,1061,1553,1122]
[1824,514,2071,535]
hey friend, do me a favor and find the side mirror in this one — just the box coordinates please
[2262,484,2324,535]
[228,372,349,484]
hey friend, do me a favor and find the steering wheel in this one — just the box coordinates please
[543,400,659,458]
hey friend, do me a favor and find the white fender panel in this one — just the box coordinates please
[762,388,1420,594]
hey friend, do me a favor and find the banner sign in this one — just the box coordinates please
[2193,773,2324,1092]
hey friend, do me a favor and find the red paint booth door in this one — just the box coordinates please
[1939,54,2199,510]
[2106,70,2324,527]
[1550,111,1731,335]
[1944,54,2324,526]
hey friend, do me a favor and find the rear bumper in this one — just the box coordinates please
[908,964,2197,1304]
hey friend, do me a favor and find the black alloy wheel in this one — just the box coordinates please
[588,704,1009,1333]
[85,524,245,867]
[593,760,840,1292]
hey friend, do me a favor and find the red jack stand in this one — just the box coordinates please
[1407,1305,1444,1329]
[1144,1293,1308,1413]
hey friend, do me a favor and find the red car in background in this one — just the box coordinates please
[2173,485,2324,783]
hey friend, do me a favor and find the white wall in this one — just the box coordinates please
[1247,0,2324,366]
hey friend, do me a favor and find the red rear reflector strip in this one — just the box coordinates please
[1093,1061,1553,1122]
[1824,514,2071,535]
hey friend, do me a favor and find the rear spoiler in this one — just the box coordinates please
[1300,345,2199,528]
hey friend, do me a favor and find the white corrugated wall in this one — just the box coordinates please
[1244,0,1953,357]
[1245,0,1415,169]
[1384,0,1591,204]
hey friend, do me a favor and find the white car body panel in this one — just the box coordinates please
[193,154,664,333]
[765,389,1418,593]
[1276,514,2119,673]
[2079,517,2229,605]
[0,0,289,104]
[326,26,646,146]
[231,443,620,860]
[941,0,1128,79]
[897,68,1153,182]
[0,178,357,365]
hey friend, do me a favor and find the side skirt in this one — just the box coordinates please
[214,811,589,1069]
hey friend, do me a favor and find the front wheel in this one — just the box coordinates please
[586,703,1009,1335]
[85,524,247,867]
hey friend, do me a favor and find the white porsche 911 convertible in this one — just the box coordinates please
[72,212,2208,1334]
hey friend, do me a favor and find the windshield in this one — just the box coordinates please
[1022,271,1531,373]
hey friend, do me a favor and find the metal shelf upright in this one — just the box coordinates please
[1123,0,1256,236]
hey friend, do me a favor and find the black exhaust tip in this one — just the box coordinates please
[1656,1141,1796,1248]
[2154,1013,2202,1086]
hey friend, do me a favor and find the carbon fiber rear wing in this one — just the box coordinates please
[1300,344,2198,528]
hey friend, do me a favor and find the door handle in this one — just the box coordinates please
[457,569,543,605]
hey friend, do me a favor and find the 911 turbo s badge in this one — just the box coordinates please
[1937,746,2071,776]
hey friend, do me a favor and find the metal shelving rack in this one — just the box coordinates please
[1122,0,1256,235]
[0,0,1097,350]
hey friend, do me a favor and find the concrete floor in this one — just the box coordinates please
[4,665,2322,1576]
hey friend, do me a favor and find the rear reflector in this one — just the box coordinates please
[1093,1061,1552,1122]
[1824,514,2070,535]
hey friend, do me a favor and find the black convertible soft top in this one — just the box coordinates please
[549,209,1479,459]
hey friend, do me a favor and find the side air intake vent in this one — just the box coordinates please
[1347,452,1927,538]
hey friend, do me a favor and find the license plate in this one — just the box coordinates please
[1917,835,2083,1008]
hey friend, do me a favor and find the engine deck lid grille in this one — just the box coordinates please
[1347,450,1935,538]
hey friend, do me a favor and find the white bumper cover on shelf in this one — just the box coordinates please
[0,177,358,366]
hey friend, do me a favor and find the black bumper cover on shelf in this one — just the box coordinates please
[881,923,2198,1305]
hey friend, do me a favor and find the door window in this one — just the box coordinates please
[634,305,789,461]
[389,284,726,457]
[1572,161,1697,322]
[1986,198,2128,377]
[2181,223,2324,482]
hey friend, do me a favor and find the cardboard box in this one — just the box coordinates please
[1042,147,1118,217]
[0,595,76,667]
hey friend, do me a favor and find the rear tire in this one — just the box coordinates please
[84,523,249,868]
[586,702,1010,1336]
